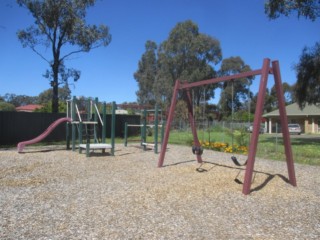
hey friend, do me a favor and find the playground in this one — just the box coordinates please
[1,58,319,238]
[0,144,319,239]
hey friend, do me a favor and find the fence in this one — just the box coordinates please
[170,118,251,132]
[0,112,140,146]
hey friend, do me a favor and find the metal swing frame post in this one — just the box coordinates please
[273,61,296,187]
[157,58,297,195]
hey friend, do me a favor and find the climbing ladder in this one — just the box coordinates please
[67,97,116,157]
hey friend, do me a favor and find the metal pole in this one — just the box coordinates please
[124,122,128,147]
[231,80,234,150]
[72,96,76,151]
[154,104,159,154]
[161,121,165,145]
[86,124,90,157]
[66,121,70,150]
[243,58,270,195]
[111,101,116,156]
[102,102,106,143]
[272,60,297,187]
[79,122,83,153]
[142,109,147,151]
[158,80,180,167]
[94,97,98,143]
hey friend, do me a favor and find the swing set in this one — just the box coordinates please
[158,58,297,195]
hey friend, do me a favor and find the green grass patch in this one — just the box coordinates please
[166,129,320,166]
[3,130,319,166]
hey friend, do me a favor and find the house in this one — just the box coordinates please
[16,104,43,112]
[263,103,320,134]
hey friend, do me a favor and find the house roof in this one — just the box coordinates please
[263,103,320,117]
[16,104,43,112]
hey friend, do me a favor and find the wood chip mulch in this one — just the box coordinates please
[0,144,319,239]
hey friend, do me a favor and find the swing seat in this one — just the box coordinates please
[192,145,203,155]
[231,156,247,166]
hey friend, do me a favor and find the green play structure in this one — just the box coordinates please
[124,105,165,154]
[66,97,116,157]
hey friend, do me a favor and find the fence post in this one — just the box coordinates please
[72,96,76,151]
[124,122,128,147]
[154,105,159,154]
[142,109,147,150]
[102,102,106,143]
[111,101,116,156]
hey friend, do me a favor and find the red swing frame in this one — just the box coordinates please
[158,58,297,195]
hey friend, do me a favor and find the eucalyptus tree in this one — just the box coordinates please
[156,20,222,106]
[134,41,158,105]
[218,57,253,118]
[265,0,320,21]
[265,0,320,108]
[135,20,222,107]
[294,43,320,107]
[38,84,71,104]
[270,82,294,107]
[2,93,38,107]
[16,0,111,113]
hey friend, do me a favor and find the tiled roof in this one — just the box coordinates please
[263,103,320,117]
[16,104,43,112]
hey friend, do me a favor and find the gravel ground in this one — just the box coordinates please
[0,144,319,239]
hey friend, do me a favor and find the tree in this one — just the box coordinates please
[38,84,71,104]
[134,41,158,105]
[2,93,38,107]
[265,0,320,107]
[270,82,294,106]
[249,82,293,116]
[0,102,16,111]
[135,20,222,108]
[218,57,253,118]
[157,21,222,106]
[265,0,320,21]
[34,101,67,113]
[294,43,320,107]
[17,0,111,113]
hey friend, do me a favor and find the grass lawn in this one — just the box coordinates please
[257,134,320,166]
[162,130,320,166]
[4,130,319,166]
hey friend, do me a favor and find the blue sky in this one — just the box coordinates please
[0,0,319,104]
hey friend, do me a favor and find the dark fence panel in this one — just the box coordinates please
[98,114,140,138]
[0,112,68,145]
[0,112,140,146]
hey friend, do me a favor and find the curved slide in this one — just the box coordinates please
[17,117,72,153]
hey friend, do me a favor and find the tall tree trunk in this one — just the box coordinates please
[51,62,59,113]
[52,83,59,113]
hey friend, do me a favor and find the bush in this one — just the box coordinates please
[0,102,16,111]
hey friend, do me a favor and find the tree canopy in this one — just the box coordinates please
[265,0,320,21]
[134,20,222,108]
[218,57,253,118]
[0,102,16,111]
[134,41,158,105]
[294,42,320,107]
[17,0,111,113]
[265,0,320,107]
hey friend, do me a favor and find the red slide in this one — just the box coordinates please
[17,117,72,153]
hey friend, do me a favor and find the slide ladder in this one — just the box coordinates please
[78,122,112,157]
